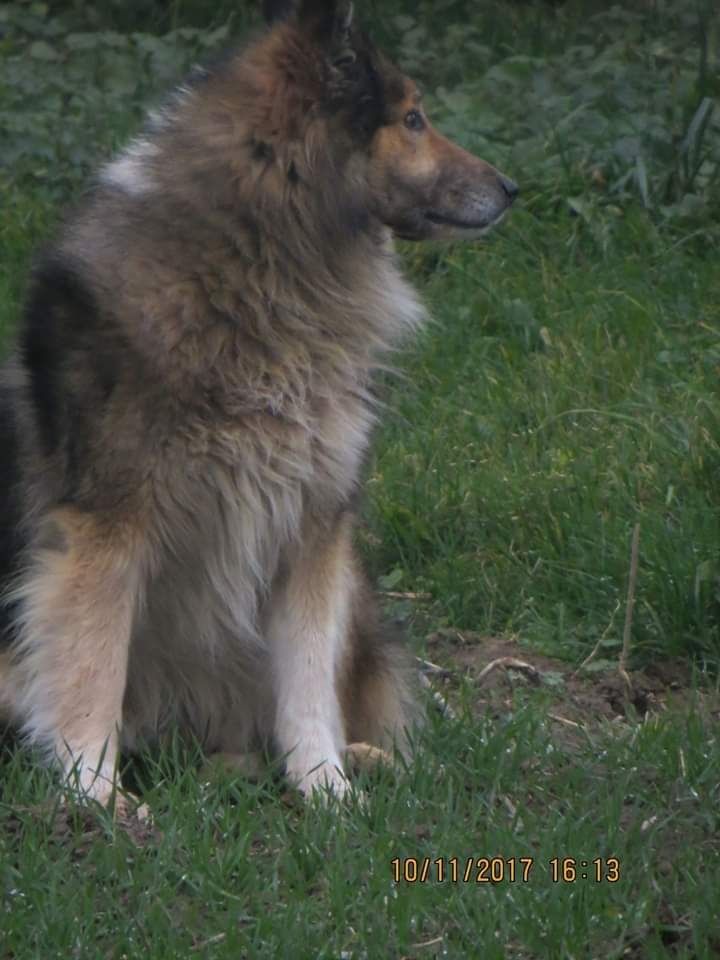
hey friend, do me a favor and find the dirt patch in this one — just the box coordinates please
[422,631,719,735]
[2,799,161,854]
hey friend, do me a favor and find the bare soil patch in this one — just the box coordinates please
[422,631,719,732]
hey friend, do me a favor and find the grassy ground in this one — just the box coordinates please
[1,679,718,959]
[1,1,719,957]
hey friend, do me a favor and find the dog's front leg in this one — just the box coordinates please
[12,507,144,813]
[266,512,355,800]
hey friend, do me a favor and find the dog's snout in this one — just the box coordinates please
[499,174,519,204]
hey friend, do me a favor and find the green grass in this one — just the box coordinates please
[368,209,720,664]
[1,1,720,956]
[2,691,719,959]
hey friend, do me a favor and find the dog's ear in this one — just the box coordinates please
[296,0,383,137]
[262,0,296,23]
[296,0,356,65]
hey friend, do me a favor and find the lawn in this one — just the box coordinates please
[1,1,719,957]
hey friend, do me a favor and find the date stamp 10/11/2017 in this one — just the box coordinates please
[391,857,621,885]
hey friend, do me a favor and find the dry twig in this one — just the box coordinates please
[547,713,582,729]
[380,590,431,600]
[476,657,541,685]
[192,933,227,950]
[572,599,621,677]
[419,673,457,721]
[619,523,640,690]
[412,936,445,951]
[416,656,452,678]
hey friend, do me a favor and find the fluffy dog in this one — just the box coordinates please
[0,0,516,812]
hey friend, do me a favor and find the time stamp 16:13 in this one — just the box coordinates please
[391,857,621,884]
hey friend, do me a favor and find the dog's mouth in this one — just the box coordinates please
[391,208,508,242]
[423,208,507,232]
[424,210,488,229]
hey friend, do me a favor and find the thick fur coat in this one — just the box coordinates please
[0,0,516,809]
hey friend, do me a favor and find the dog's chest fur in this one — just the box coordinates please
[129,262,408,558]
[121,263,422,747]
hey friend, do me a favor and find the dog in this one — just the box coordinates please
[0,0,517,814]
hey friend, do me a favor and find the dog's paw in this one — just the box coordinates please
[344,741,394,775]
[295,761,351,803]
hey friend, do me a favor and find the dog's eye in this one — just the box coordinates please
[404,109,424,131]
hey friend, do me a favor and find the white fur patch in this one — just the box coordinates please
[101,139,158,196]
[266,544,354,797]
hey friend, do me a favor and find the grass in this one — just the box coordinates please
[1,0,720,956]
[369,210,720,664]
[2,689,719,959]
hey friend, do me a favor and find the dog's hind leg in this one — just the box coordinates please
[0,649,17,725]
[265,511,356,800]
[342,584,422,764]
[11,506,146,815]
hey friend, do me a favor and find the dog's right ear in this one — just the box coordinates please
[262,0,296,24]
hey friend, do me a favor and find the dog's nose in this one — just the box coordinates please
[499,174,519,204]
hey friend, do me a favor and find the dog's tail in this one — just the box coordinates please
[342,579,423,759]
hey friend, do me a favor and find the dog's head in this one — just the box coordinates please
[264,0,518,241]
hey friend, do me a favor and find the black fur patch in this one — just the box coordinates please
[21,255,103,459]
[325,38,403,142]
[251,139,275,164]
[0,385,25,648]
[19,253,128,510]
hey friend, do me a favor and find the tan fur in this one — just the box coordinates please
[0,0,516,809]
[9,507,146,801]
